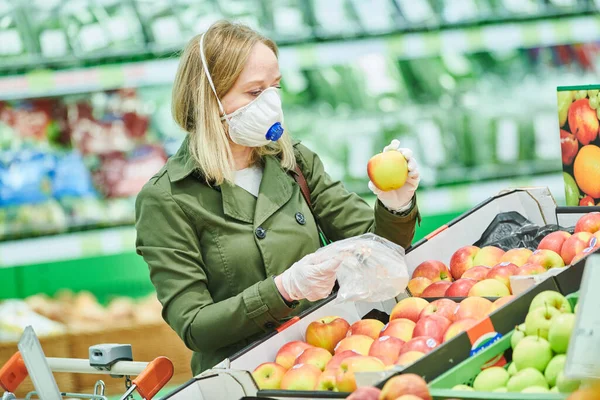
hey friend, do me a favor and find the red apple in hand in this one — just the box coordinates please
[276,341,313,370]
[419,298,459,321]
[538,231,571,254]
[445,279,477,297]
[461,265,491,281]
[575,212,600,234]
[369,335,406,365]
[407,277,432,297]
[518,263,547,276]
[400,336,439,355]
[561,129,579,165]
[380,318,416,342]
[421,281,452,298]
[413,315,451,343]
[380,373,432,400]
[499,248,533,267]
[347,319,385,340]
[455,297,493,321]
[305,316,350,354]
[449,246,480,280]
[568,98,599,145]
[252,362,287,389]
[367,151,408,191]
[561,232,594,265]
[486,262,519,289]
[443,319,478,342]
[411,260,451,282]
[528,249,565,270]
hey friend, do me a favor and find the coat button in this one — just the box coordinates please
[264,321,275,329]
[295,212,306,225]
[255,227,266,239]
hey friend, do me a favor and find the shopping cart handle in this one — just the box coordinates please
[0,352,28,392]
[132,356,174,399]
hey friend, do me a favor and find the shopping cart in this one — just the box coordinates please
[0,326,174,400]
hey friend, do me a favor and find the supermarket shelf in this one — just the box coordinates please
[0,172,563,268]
[1,14,599,101]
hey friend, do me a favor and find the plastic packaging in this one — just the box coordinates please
[312,233,409,303]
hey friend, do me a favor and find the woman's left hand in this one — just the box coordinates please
[368,139,420,212]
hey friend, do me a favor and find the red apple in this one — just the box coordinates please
[395,351,425,366]
[485,262,519,289]
[280,363,322,390]
[455,297,493,321]
[413,315,451,343]
[561,232,594,265]
[399,336,439,355]
[295,347,332,371]
[305,316,350,354]
[390,297,429,323]
[380,373,432,400]
[419,298,459,321]
[411,260,451,282]
[568,98,599,145]
[449,245,480,280]
[538,231,571,254]
[490,295,515,312]
[407,277,433,297]
[347,319,385,340]
[276,341,313,370]
[517,262,547,276]
[444,278,477,297]
[252,362,287,389]
[572,246,600,264]
[368,335,406,365]
[581,196,595,206]
[325,350,360,371]
[460,265,491,282]
[575,212,600,234]
[474,246,505,267]
[334,335,374,356]
[561,129,579,165]
[380,318,416,342]
[468,279,511,297]
[443,319,478,342]
[335,356,385,393]
[346,386,382,400]
[421,281,452,298]
[499,248,533,267]
[368,151,408,191]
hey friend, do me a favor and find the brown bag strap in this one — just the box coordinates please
[293,164,312,208]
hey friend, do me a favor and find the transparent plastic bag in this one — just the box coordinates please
[312,233,409,303]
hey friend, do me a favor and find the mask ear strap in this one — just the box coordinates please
[199,33,225,116]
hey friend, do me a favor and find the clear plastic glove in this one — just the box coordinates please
[276,253,342,302]
[368,139,420,212]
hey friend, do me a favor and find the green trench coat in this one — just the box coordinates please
[134,138,420,376]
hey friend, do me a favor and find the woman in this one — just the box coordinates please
[135,20,421,376]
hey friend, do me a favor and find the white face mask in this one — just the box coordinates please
[199,33,285,147]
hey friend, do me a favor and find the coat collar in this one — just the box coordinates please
[167,136,197,183]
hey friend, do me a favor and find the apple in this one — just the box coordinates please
[545,354,567,387]
[449,246,480,280]
[473,366,509,392]
[474,246,505,267]
[413,315,451,343]
[572,246,600,264]
[325,350,359,371]
[347,319,385,340]
[276,341,313,370]
[399,336,439,355]
[315,368,337,391]
[419,298,459,321]
[460,265,491,282]
[396,351,425,366]
[529,291,572,314]
[443,319,477,342]
[556,370,581,393]
[280,363,322,390]
[486,262,519,289]
[561,232,594,265]
[455,297,493,321]
[390,297,429,323]
[527,249,565,270]
[305,316,350,354]
[393,396,425,400]
[517,263,548,276]
[368,151,408,191]
[508,362,518,376]
[412,260,451,282]
[511,323,527,349]
[525,306,561,339]
[538,231,571,254]
[379,373,432,400]
[346,386,381,399]
[522,386,550,393]
[421,281,452,297]
[499,248,533,267]
[407,277,432,297]
[452,384,474,391]
[468,279,511,297]
[252,362,287,389]
[561,129,579,165]
[575,212,600,234]
[513,336,553,372]
[568,98,599,146]
[334,356,385,392]
[380,318,416,342]
[334,335,374,356]
[295,347,333,371]
[368,335,405,365]
[490,295,516,312]
[580,196,595,206]
[494,387,508,392]
[444,279,477,298]
[548,313,576,354]
[507,368,548,392]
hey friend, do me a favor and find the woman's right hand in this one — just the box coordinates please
[275,253,342,302]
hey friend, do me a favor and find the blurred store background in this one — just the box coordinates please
[0,0,599,397]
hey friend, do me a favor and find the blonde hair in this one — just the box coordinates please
[172,20,296,185]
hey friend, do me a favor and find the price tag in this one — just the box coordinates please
[564,255,600,380]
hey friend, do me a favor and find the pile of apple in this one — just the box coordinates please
[450,290,579,394]
[252,294,507,393]
[408,212,600,298]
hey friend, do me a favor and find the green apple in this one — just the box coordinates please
[493,387,508,392]
[529,291,572,314]
[548,313,576,354]
[507,368,548,392]
[556,371,580,393]
[508,362,518,376]
[452,384,474,391]
[511,325,526,349]
[525,306,561,339]
[551,386,559,392]
[473,367,510,392]
[522,386,550,393]
[513,336,553,372]
[545,354,567,387]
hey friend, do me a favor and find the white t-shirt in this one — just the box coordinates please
[234,165,264,197]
